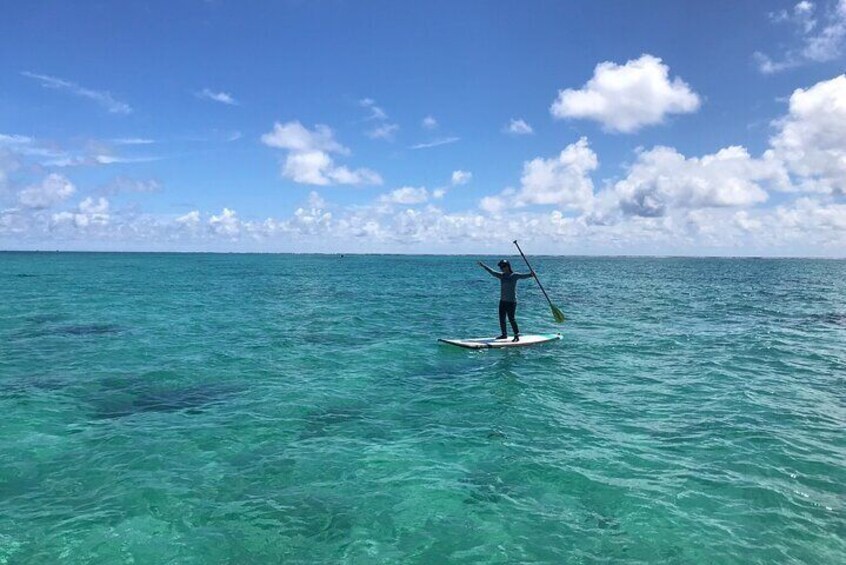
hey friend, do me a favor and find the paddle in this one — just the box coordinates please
[513,240,566,323]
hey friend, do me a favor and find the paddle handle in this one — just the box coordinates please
[513,240,556,310]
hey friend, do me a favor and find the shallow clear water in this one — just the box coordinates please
[1,252,844,563]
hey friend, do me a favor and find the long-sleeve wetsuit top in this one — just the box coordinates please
[481,264,533,302]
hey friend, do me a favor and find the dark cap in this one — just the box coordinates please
[497,259,510,268]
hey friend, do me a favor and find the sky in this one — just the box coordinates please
[1,0,845,255]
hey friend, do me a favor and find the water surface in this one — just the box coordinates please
[1,253,844,562]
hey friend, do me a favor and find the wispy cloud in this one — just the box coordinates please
[409,136,460,150]
[755,0,846,73]
[111,138,155,145]
[21,71,132,114]
[367,123,400,141]
[179,130,243,143]
[504,118,534,135]
[94,155,160,165]
[359,98,398,142]
[0,134,34,145]
[43,154,161,167]
[359,98,388,121]
[197,88,238,105]
[102,177,162,195]
[0,134,74,165]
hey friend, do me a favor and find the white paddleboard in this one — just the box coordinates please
[438,333,561,349]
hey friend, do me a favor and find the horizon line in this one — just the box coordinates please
[1,249,844,260]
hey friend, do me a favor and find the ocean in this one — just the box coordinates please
[1,252,844,563]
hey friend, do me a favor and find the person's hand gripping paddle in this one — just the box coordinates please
[513,240,565,323]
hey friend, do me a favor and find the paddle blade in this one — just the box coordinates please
[551,304,566,323]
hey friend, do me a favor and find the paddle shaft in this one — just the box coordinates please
[513,240,556,311]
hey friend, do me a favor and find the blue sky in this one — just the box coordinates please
[1,0,845,254]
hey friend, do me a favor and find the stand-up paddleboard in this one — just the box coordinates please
[438,333,561,349]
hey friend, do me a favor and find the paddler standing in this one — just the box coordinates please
[478,259,534,342]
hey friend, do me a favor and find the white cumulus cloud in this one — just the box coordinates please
[613,146,785,217]
[422,116,438,129]
[769,74,846,194]
[451,170,472,186]
[776,196,846,232]
[51,197,110,228]
[18,173,76,209]
[5,178,845,255]
[176,210,201,227]
[261,121,348,154]
[479,194,509,215]
[477,139,597,215]
[79,196,109,215]
[261,121,382,186]
[378,186,429,205]
[550,54,700,133]
[209,208,240,237]
[515,137,598,209]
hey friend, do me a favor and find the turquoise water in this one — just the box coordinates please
[1,252,844,563]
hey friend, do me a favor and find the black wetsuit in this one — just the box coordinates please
[481,265,533,336]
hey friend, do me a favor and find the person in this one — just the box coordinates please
[478,259,534,341]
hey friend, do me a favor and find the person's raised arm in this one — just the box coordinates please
[516,271,535,280]
[478,261,502,278]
